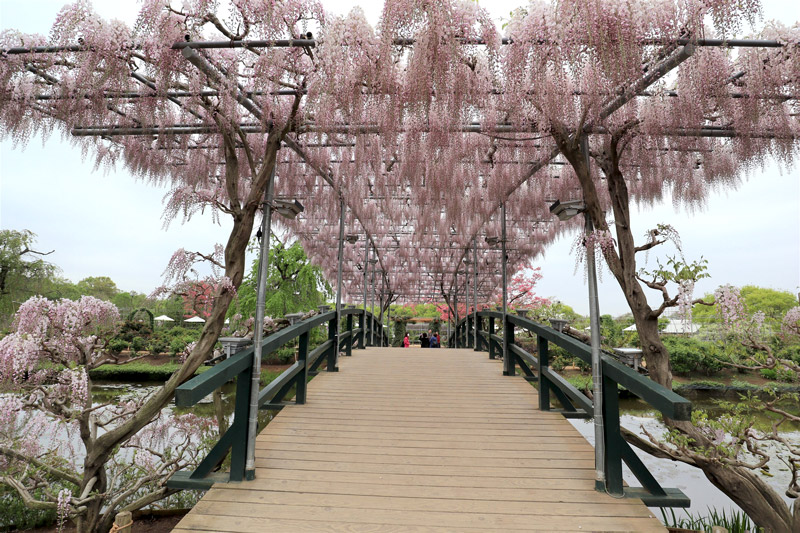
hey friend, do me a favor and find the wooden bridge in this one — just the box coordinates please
[168,309,690,532]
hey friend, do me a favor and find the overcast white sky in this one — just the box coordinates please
[1,0,798,315]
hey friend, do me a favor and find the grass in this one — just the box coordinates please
[659,506,761,533]
[89,362,210,381]
[566,374,592,391]
[674,379,726,391]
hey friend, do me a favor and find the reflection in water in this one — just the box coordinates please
[568,394,798,519]
[92,381,276,438]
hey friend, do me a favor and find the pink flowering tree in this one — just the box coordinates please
[1,0,799,529]
[0,296,216,532]
[502,267,551,312]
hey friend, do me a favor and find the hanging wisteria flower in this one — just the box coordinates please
[676,279,695,326]
[715,284,745,330]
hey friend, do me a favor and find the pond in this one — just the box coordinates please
[568,391,799,520]
[92,380,274,426]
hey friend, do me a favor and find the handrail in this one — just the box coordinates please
[460,310,692,507]
[167,308,383,490]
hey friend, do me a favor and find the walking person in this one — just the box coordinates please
[403,333,410,348]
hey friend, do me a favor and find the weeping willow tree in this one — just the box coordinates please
[232,237,332,320]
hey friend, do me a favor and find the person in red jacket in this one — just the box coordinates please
[403,333,410,348]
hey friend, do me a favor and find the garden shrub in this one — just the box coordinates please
[118,319,153,342]
[170,338,186,356]
[0,487,58,530]
[776,367,796,383]
[548,345,571,371]
[130,336,147,353]
[108,339,129,355]
[269,346,296,364]
[663,336,722,375]
[760,368,778,380]
[776,344,800,364]
[148,338,168,355]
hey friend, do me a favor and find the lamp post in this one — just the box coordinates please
[500,202,510,374]
[473,238,479,351]
[369,257,378,346]
[549,197,606,492]
[378,272,386,347]
[485,202,508,369]
[246,168,305,480]
[362,240,369,347]
[335,197,347,369]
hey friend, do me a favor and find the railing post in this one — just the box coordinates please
[365,312,371,347]
[230,364,253,481]
[537,337,550,411]
[346,313,353,356]
[474,315,482,351]
[503,317,515,376]
[602,373,624,496]
[488,317,495,359]
[296,331,308,404]
[327,316,338,372]
[358,311,365,349]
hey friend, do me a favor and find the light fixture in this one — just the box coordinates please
[345,233,359,244]
[548,199,585,221]
[285,312,304,325]
[273,198,304,219]
[549,196,605,493]
[485,236,500,246]
[369,258,378,265]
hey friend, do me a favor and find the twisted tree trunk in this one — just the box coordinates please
[552,123,796,532]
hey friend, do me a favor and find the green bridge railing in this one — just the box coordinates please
[167,308,387,490]
[455,310,691,508]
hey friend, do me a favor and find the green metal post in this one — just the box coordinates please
[538,337,550,411]
[475,316,482,351]
[327,317,338,371]
[602,374,624,495]
[346,314,353,356]
[230,364,253,481]
[488,317,495,359]
[296,331,308,404]
[503,318,515,376]
[358,311,365,349]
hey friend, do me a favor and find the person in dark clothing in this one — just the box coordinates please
[419,332,430,348]
[431,333,440,348]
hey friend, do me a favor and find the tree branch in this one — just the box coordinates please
[0,446,82,486]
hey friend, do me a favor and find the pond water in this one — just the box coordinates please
[92,380,273,426]
[568,391,799,520]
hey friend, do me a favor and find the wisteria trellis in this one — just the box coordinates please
[2,1,799,530]
[3,0,796,309]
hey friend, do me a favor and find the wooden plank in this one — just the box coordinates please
[176,347,665,532]
[254,441,595,457]
[196,477,639,504]
[259,448,596,467]
[200,489,654,517]
[254,457,598,478]
[185,500,665,531]
[262,427,582,440]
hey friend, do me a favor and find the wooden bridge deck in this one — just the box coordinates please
[174,347,665,532]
